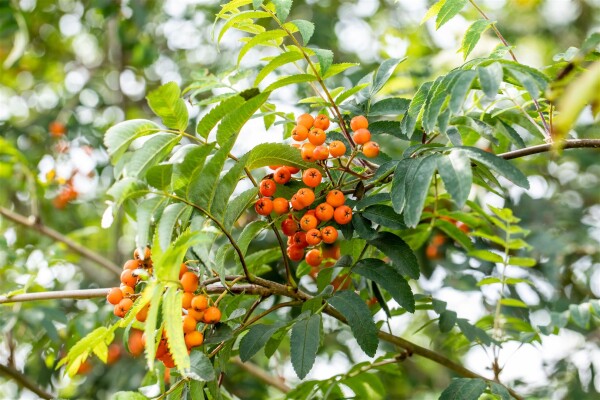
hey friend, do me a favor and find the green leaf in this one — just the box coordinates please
[404,154,439,228]
[490,382,511,400]
[570,304,591,329]
[239,323,285,362]
[434,219,473,250]
[370,57,406,96]
[196,95,245,139]
[218,10,271,43]
[390,158,413,214]
[144,283,165,368]
[477,62,503,98]
[328,291,378,357]
[354,258,415,312]
[323,63,359,79]
[104,119,161,162]
[146,164,173,191]
[439,310,457,332]
[477,277,502,286]
[422,75,448,133]
[422,0,446,24]
[146,82,189,131]
[272,0,292,21]
[163,287,190,374]
[136,196,165,250]
[439,378,487,400]
[252,0,264,9]
[507,257,536,267]
[223,188,259,230]
[186,147,229,208]
[264,73,318,92]
[125,134,180,178]
[505,65,543,99]
[290,314,321,379]
[209,155,249,221]
[188,351,216,381]
[437,151,472,207]
[454,147,530,189]
[156,230,206,281]
[238,29,288,64]
[216,92,270,150]
[460,19,494,59]
[436,0,468,29]
[236,220,268,257]
[362,205,406,230]
[313,48,334,76]
[400,81,432,137]
[368,232,420,279]
[158,203,191,251]
[336,83,370,104]
[245,142,314,170]
[368,98,410,116]
[449,70,476,113]
[291,20,314,44]
[469,249,504,263]
[111,391,148,400]
[500,298,528,308]
[254,51,304,85]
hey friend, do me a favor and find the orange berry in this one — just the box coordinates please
[350,115,368,131]
[203,307,222,324]
[259,179,277,197]
[293,231,309,248]
[107,287,124,305]
[291,125,309,141]
[305,229,322,246]
[334,205,353,225]
[120,269,138,287]
[305,249,323,267]
[136,304,149,322]
[286,166,300,174]
[156,339,168,359]
[352,128,371,145]
[313,145,329,161]
[180,272,199,293]
[296,113,314,130]
[273,166,292,184]
[185,331,204,348]
[179,264,188,279]
[272,197,289,214]
[320,226,338,244]
[362,141,380,158]
[255,198,273,216]
[128,329,144,357]
[308,128,326,146]
[188,308,204,321]
[322,243,341,263]
[296,188,315,207]
[302,168,322,188]
[120,285,134,297]
[281,217,299,236]
[107,343,121,365]
[291,194,305,211]
[313,114,330,130]
[326,190,345,208]
[300,214,318,231]
[301,143,316,161]
[133,247,152,261]
[315,203,334,222]
[432,234,446,246]
[287,244,305,261]
[123,259,141,271]
[49,121,66,138]
[191,295,209,311]
[182,292,194,309]
[329,141,346,158]
[426,244,441,260]
[161,353,176,368]
[114,298,133,318]
[182,315,197,333]
[269,165,280,170]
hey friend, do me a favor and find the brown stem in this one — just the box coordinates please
[231,357,290,393]
[498,139,600,160]
[0,363,53,399]
[0,207,121,276]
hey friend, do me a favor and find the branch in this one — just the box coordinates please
[231,356,290,393]
[0,363,53,399]
[0,207,121,276]
[498,139,600,160]
[0,288,111,304]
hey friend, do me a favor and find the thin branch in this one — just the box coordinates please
[0,363,53,399]
[0,288,111,304]
[0,207,121,276]
[498,139,600,160]
[231,356,290,393]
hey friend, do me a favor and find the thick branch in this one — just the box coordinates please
[0,207,121,276]
[498,139,600,160]
[0,363,53,399]
[231,356,290,393]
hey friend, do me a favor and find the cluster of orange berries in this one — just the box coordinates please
[105,247,222,368]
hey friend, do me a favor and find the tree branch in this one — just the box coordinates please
[231,356,290,393]
[498,139,600,160]
[0,363,53,399]
[0,207,121,276]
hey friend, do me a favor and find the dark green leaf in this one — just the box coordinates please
[216,91,270,150]
[371,57,406,96]
[104,119,160,162]
[439,310,457,333]
[223,188,259,230]
[404,154,440,228]
[354,258,415,312]
[490,382,512,400]
[146,164,173,190]
[390,158,413,214]
[290,314,321,379]
[239,323,285,362]
[368,232,420,279]
[454,147,530,189]
[368,97,410,116]
[328,291,379,357]
[136,197,165,250]
[437,151,472,207]
[401,81,432,137]
[449,70,476,113]
[126,134,180,178]
[362,205,406,230]
[158,203,191,251]
[439,378,487,400]
[196,95,245,139]
[245,142,315,170]
[187,351,216,381]
[477,62,503,99]
[146,82,189,131]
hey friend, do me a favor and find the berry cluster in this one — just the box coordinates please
[254,113,378,269]
[105,248,222,368]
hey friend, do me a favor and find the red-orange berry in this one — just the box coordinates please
[315,203,334,222]
[255,198,273,216]
[329,141,346,158]
[313,114,330,130]
[107,287,124,305]
[203,307,221,324]
[302,168,322,187]
[49,121,66,138]
[350,115,368,131]
[259,179,276,197]
[291,194,305,211]
[123,259,141,271]
[287,244,305,261]
[114,298,133,318]
[296,113,314,130]
[281,217,299,236]
[180,272,199,293]
[305,229,322,246]
[352,128,371,145]
[301,143,316,161]
[286,166,300,174]
[120,285,134,297]
[273,167,292,184]
[128,329,144,357]
[272,197,289,214]
[313,145,329,161]
[133,247,152,261]
[333,205,353,225]
[188,308,204,321]
[120,269,138,287]
[326,190,345,208]
[297,188,315,207]
[308,128,326,146]
[191,295,209,311]
[362,141,380,158]
[293,231,309,248]
[291,125,309,141]
[320,226,339,244]
[305,249,323,267]
[300,214,319,231]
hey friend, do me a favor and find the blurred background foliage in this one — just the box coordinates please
[0,0,599,399]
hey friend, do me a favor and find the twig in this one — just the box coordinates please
[231,356,290,393]
[0,288,111,304]
[498,139,600,160]
[0,207,121,276]
[0,363,53,399]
